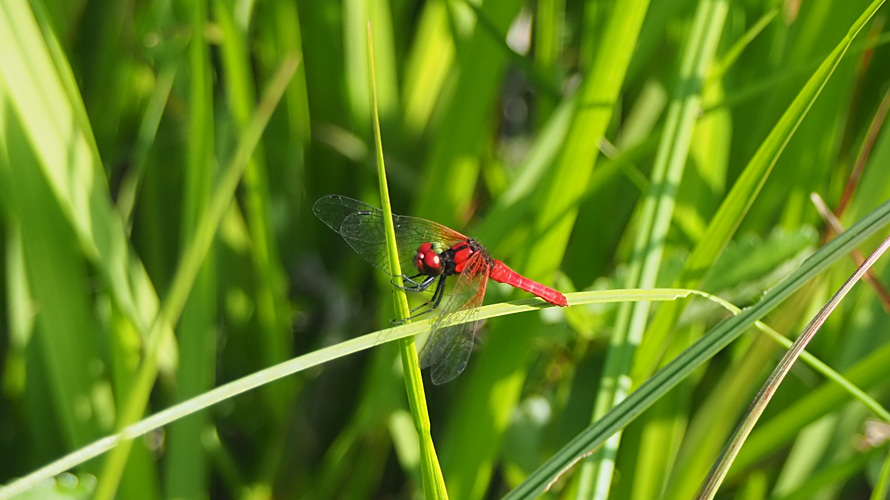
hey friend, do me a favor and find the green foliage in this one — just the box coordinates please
[1,0,890,499]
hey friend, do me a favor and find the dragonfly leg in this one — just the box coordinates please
[394,273,437,292]
[391,276,447,325]
[409,277,446,315]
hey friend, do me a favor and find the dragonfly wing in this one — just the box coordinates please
[419,254,490,384]
[312,194,378,233]
[391,214,470,278]
[314,194,468,276]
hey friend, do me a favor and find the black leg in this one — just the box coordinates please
[394,273,438,292]
[391,276,447,324]
[409,276,446,315]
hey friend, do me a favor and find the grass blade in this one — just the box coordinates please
[504,197,890,500]
[157,1,215,498]
[684,0,885,286]
[93,57,300,499]
[367,23,448,500]
[580,1,728,497]
[437,2,651,497]
[696,233,890,499]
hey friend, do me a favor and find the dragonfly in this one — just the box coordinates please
[313,194,568,384]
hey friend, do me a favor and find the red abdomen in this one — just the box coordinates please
[488,261,568,307]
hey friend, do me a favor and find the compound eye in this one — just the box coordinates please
[413,243,441,274]
[423,252,441,271]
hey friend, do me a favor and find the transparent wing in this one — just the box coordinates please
[313,194,467,276]
[418,253,490,384]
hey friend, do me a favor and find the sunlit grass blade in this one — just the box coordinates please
[345,0,398,132]
[0,292,580,499]
[581,1,728,497]
[414,0,524,222]
[873,446,890,500]
[685,0,885,285]
[696,234,890,499]
[631,0,886,443]
[533,0,565,123]
[0,15,177,496]
[625,3,886,495]
[367,23,447,500]
[0,0,156,348]
[437,1,651,497]
[0,101,105,450]
[4,273,887,499]
[402,0,452,137]
[0,4,175,496]
[156,2,215,499]
[214,0,295,426]
[93,57,300,499]
[504,197,890,499]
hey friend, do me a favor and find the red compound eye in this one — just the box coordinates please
[414,242,442,274]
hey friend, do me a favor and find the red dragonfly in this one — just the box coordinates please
[313,194,568,384]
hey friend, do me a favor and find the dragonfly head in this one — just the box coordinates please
[414,242,445,275]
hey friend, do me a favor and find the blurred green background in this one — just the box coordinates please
[1,0,890,498]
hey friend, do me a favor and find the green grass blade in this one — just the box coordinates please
[214,0,295,421]
[872,445,890,500]
[93,57,299,499]
[732,339,890,475]
[0,3,173,494]
[580,1,728,497]
[533,0,565,124]
[0,290,594,499]
[437,2,650,497]
[772,449,880,500]
[626,2,886,495]
[367,23,447,500]
[4,276,886,499]
[697,234,890,499]
[708,6,780,83]
[345,0,398,133]
[414,0,524,223]
[117,64,176,227]
[630,4,887,479]
[0,99,105,450]
[503,197,890,499]
[520,0,650,280]
[402,0,452,136]
[684,0,885,285]
[156,1,216,499]
[648,0,885,337]
[0,0,153,339]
